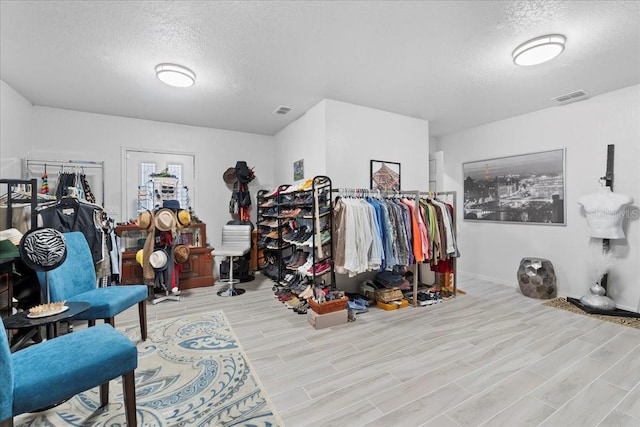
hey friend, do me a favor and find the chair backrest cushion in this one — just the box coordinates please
[221,225,252,251]
[36,231,97,302]
[0,317,14,421]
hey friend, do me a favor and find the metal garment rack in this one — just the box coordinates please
[331,188,458,307]
[0,178,38,230]
[22,158,105,206]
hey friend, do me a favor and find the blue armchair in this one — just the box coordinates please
[35,231,149,340]
[0,317,138,426]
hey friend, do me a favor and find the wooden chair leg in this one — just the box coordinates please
[99,382,109,407]
[0,417,14,427]
[138,300,147,341]
[105,318,115,328]
[122,371,137,426]
[88,320,96,328]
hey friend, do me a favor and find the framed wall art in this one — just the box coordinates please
[370,160,401,191]
[293,159,304,181]
[462,148,565,224]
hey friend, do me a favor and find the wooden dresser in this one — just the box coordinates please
[115,222,214,290]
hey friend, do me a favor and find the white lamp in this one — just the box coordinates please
[155,63,196,87]
[512,34,566,66]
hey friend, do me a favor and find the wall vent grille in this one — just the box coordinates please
[552,90,589,104]
[273,105,293,115]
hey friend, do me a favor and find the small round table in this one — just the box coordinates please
[3,301,91,352]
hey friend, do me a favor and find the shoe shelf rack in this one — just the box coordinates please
[256,176,335,293]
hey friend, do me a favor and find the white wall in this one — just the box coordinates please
[325,99,430,190]
[0,80,33,177]
[273,100,327,186]
[3,102,274,248]
[436,85,640,311]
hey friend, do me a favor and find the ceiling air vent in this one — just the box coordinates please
[552,90,589,104]
[273,105,293,115]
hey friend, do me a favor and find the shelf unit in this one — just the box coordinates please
[257,176,334,291]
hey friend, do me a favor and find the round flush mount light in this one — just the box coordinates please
[512,34,566,66]
[155,63,196,87]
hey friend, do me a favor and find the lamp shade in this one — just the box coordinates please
[512,34,566,66]
[155,63,196,87]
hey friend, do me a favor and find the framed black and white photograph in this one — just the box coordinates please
[463,148,565,224]
[370,160,401,191]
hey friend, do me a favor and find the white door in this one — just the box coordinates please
[123,149,195,221]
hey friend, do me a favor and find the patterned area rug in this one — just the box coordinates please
[543,297,640,329]
[15,311,282,426]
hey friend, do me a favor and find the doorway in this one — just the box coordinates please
[123,149,195,221]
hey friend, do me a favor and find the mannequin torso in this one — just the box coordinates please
[577,187,633,239]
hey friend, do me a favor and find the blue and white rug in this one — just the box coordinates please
[15,311,282,426]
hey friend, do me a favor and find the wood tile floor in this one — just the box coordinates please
[116,274,640,426]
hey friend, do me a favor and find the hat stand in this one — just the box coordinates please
[151,247,181,305]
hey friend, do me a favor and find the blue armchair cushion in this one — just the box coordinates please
[0,320,14,421]
[65,285,148,320]
[10,323,137,416]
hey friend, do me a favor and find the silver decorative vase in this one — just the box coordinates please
[580,282,616,311]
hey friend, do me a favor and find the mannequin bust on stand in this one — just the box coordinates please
[577,185,633,239]
[577,184,633,310]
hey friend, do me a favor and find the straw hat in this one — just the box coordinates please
[176,209,191,229]
[149,249,168,270]
[0,228,24,246]
[174,244,190,263]
[154,208,176,231]
[136,210,154,230]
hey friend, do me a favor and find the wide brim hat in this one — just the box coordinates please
[0,228,24,246]
[136,210,153,230]
[155,208,176,231]
[174,244,190,264]
[223,167,237,184]
[0,240,19,260]
[149,249,169,270]
[18,227,67,271]
[176,209,191,229]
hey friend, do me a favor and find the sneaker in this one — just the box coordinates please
[264,188,279,198]
[301,230,331,247]
[307,260,331,276]
[297,258,314,275]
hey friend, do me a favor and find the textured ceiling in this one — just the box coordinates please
[1,1,639,137]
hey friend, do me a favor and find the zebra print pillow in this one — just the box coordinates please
[19,228,67,271]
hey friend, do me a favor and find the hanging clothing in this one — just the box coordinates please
[38,197,105,264]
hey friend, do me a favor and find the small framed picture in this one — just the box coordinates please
[370,160,401,191]
[294,159,304,181]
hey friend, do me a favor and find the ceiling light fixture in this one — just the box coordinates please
[155,63,196,87]
[512,34,566,66]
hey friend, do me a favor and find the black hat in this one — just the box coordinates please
[19,228,67,271]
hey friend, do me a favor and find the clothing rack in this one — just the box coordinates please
[332,188,458,307]
[22,158,105,206]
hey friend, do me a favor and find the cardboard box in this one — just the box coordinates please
[307,308,348,329]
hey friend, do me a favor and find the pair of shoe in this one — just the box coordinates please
[300,231,331,247]
[298,285,313,299]
[294,301,309,314]
[347,299,368,311]
[287,250,309,269]
[307,260,331,276]
[285,297,302,308]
